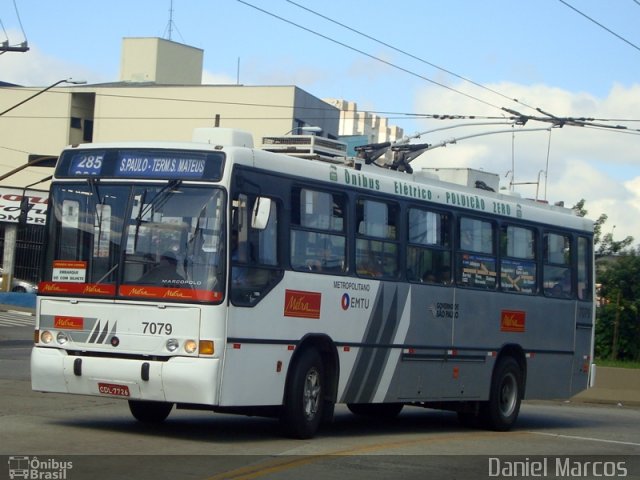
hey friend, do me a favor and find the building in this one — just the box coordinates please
[0,37,402,286]
[324,98,404,160]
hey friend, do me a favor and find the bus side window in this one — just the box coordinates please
[457,217,497,290]
[577,236,592,301]
[407,208,451,285]
[543,232,572,298]
[230,193,281,305]
[500,225,537,295]
[290,188,346,274]
[355,198,399,279]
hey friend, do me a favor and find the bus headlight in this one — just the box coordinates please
[166,338,179,352]
[41,330,53,344]
[184,340,198,354]
[56,332,69,345]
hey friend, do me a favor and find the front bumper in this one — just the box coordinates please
[31,346,220,405]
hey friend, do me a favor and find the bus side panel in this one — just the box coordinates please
[219,274,380,406]
[525,354,574,399]
[571,323,593,396]
[384,283,457,402]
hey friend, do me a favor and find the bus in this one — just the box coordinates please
[31,128,595,439]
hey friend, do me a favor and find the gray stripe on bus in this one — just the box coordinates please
[341,283,409,403]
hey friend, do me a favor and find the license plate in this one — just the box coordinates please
[98,382,130,397]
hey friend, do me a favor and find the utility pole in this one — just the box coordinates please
[611,289,621,360]
[0,78,86,117]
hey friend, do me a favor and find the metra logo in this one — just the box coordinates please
[284,289,321,319]
[128,287,155,297]
[83,285,112,295]
[501,310,526,332]
[41,283,67,292]
[54,316,84,329]
[163,289,190,298]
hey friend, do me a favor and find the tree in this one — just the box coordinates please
[573,200,638,360]
[595,249,640,360]
[572,199,633,256]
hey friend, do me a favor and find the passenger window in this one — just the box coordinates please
[544,232,572,298]
[457,217,496,289]
[290,188,346,274]
[356,199,399,278]
[500,225,537,294]
[407,208,451,285]
[577,236,592,301]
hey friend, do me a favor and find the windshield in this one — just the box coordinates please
[41,182,226,303]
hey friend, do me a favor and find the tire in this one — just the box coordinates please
[347,403,403,418]
[128,400,173,424]
[280,348,324,439]
[480,356,522,431]
[11,286,26,293]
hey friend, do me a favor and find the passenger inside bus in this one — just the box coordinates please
[357,252,383,277]
[139,251,184,286]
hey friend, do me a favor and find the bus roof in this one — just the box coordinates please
[58,131,593,234]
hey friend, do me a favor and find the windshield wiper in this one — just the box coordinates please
[133,188,148,252]
[132,180,182,251]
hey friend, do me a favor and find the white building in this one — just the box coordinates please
[0,37,404,286]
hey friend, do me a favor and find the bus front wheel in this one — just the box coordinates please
[481,356,522,431]
[280,348,324,439]
[128,400,173,424]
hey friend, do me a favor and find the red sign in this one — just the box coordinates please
[38,282,116,296]
[119,285,222,302]
[52,260,87,269]
[501,310,526,332]
[54,316,84,330]
[284,289,321,319]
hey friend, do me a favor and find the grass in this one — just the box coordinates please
[594,358,640,369]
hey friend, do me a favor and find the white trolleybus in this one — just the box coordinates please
[31,128,595,438]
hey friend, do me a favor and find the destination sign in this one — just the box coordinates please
[57,148,225,181]
[116,151,206,178]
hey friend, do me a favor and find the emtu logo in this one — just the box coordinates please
[341,293,350,310]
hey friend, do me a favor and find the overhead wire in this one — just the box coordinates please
[236,0,504,112]
[0,85,513,120]
[285,0,538,113]
[239,1,640,134]
[2,85,639,129]
[558,0,640,53]
[12,0,28,44]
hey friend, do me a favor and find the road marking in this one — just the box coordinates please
[204,431,527,480]
[530,431,640,447]
[0,311,34,327]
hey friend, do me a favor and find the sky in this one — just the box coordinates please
[1,0,640,243]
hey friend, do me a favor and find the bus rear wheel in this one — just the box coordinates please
[128,400,173,424]
[481,356,522,431]
[280,348,324,439]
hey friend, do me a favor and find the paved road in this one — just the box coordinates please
[0,309,34,328]
[1,324,638,480]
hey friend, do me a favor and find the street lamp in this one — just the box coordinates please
[283,125,322,135]
[0,78,87,117]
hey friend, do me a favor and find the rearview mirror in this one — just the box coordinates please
[251,197,272,230]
